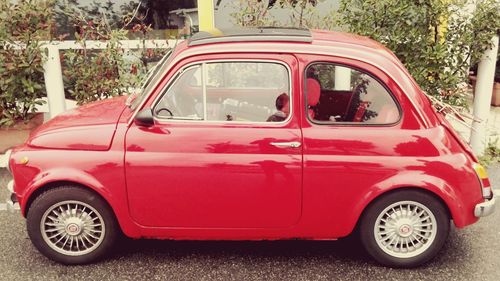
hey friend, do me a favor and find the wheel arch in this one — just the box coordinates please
[24,180,115,220]
[353,186,452,233]
[17,166,141,238]
[19,167,111,216]
[342,177,468,239]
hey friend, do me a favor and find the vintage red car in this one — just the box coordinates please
[5,28,496,267]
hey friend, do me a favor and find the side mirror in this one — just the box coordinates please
[134,108,154,127]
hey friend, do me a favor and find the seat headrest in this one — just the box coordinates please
[307,78,320,107]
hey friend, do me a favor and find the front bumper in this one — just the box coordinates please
[5,180,20,211]
[474,189,497,217]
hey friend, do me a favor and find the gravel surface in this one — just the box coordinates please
[1,165,499,281]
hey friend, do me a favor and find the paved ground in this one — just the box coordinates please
[0,166,499,281]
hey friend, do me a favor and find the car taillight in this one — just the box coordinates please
[473,163,492,199]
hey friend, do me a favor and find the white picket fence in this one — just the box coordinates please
[40,39,179,118]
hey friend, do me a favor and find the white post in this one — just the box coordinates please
[470,35,499,156]
[43,45,66,118]
[334,66,351,91]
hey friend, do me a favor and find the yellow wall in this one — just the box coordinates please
[197,0,215,31]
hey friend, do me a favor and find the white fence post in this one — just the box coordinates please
[470,35,499,156]
[43,45,66,118]
[334,66,351,91]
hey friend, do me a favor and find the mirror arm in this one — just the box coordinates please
[134,108,155,127]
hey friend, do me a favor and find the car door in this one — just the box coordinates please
[125,55,303,228]
[299,56,421,235]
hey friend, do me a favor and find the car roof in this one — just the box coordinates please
[183,28,400,69]
[188,27,313,46]
[187,27,384,51]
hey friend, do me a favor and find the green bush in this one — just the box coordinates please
[62,17,132,105]
[0,0,53,127]
[338,0,500,106]
[479,138,500,166]
[230,0,337,29]
[59,2,168,105]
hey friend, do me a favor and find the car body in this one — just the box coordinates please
[5,28,496,267]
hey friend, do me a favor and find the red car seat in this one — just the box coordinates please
[307,78,321,119]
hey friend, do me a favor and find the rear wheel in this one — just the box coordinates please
[27,186,118,264]
[359,190,450,268]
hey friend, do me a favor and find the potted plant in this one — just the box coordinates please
[0,113,44,153]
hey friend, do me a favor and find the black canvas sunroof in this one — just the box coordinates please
[188,27,313,46]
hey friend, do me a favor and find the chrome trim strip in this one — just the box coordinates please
[6,200,20,211]
[270,141,302,148]
[7,180,14,193]
[5,180,20,211]
[148,59,294,126]
[474,189,497,217]
[128,42,429,128]
[0,149,11,170]
[202,63,207,120]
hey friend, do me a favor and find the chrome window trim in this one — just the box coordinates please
[128,43,429,128]
[304,61,403,127]
[202,63,208,120]
[128,49,174,110]
[149,59,293,125]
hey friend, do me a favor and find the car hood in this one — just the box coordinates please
[27,96,128,151]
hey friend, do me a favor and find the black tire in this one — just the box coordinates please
[359,189,450,268]
[27,186,118,264]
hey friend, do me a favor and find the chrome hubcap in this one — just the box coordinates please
[374,201,437,258]
[41,201,105,256]
[65,218,83,236]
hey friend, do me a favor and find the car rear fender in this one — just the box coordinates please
[349,172,471,234]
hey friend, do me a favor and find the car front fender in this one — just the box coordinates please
[19,167,112,216]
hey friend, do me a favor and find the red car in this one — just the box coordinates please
[5,28,496,267]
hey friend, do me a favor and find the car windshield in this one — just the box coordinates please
[128,49,174,110]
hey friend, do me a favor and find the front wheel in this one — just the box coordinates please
[27,186,118,264]
[359,190,450,268]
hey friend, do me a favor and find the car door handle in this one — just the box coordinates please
[270,141,302,148]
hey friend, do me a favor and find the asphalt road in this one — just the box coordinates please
[1,166,499,281]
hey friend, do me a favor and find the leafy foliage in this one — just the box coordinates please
[338,0,500,106]
[0,0,53,127]
[54,0,123,39]
[479,138,500,166]
[59,2,168,105]
[230,0,338,29]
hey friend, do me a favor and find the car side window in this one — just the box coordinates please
[306,63,400,124]
[205,62,289,122]
[155,65,203,120]
[155,61,291,123]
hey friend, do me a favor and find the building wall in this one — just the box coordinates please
[214,0,340,29]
